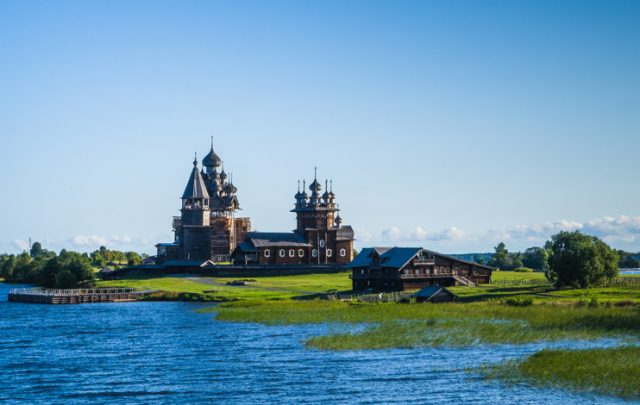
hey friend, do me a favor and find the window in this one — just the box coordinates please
[326,249,332,257]
[415,269,419,275]
[279,249,285,257]
[264,249,270,258]
[319,239,325,248]
[298,249,304,257]
[289,249,295,257]
[340,248,346,257]
[312,249,318,257]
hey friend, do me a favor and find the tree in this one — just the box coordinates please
[125,251,142,266]
[30,242,43,258]
[545,231,619,288]
[523,247,549,270]
[55,270,77,288]
[490,242,513,269]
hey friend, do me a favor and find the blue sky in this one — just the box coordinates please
[1,0,639,254]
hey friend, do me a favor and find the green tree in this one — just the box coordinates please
[0,254,17,280]
[30,241,43,258]
[55,270,77,288]
[545,231,619,288]
[523,247,549,270]
[125,251,142,266]
[490,242,513,269]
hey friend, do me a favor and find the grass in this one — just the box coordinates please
[212,299,640,349]
[94,271,353,301]
[484,346,640,399]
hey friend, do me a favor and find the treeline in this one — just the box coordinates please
[0,242,149,288]
[489,231,622,288]
[483,242,639,271]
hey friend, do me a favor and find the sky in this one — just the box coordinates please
[1,0,639,255]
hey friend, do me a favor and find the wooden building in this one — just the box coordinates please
[156,140,251,263]
[349,247,492,292]
[156,141,355,267]
[232,172,355,266]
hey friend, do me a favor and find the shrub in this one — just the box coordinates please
[503,297,533,307]
[513,267,534,273]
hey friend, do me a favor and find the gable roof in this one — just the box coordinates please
[348,246,494,271]
[182,163,211,200]
[347,247,392,268]
[336,225,355,241]
[414,285,457,300]
[379,247,422,269]
[246,232,310,248]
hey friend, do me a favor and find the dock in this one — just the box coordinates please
[8,288,157,304]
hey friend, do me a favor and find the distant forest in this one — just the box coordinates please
[452,245,640,271]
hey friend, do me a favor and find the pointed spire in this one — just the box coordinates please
[182,154,210,200]
[297,180,301,193]
[330,180,333,192]
[193,152,198,166]
[314,166,317,179]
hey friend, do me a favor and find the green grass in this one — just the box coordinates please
[213,299,640,349]
[485,346,640,399]
[95,271,353,301]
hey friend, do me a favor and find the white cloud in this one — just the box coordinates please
[380,226,468,243]
[378,215,640,250]
[13,239,30,251]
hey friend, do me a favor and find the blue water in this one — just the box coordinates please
[0,283,634,404]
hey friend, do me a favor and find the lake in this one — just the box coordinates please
[0,282,632,404]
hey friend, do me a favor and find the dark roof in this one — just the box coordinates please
[156,242,178,247]
[237,242,256,252]
[182,162,211,200]
[419,248,494,271]
[414,285,457,300]
[348,246,493,271]
[336,225,355,241]
[379,247,422,268]
[347,247,392,268]
[246,232,310,248]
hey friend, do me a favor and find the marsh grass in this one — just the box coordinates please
[485,346,640,398]
[214,300,640,349]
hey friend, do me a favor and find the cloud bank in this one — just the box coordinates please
[377,215,640,250]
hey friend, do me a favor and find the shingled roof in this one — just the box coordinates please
[245,232,311,248]
[182,160,211,200]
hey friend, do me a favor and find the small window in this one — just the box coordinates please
[298,249,304,257]
[360,269,364,275]
[319,239,325,248]
[279,249,285,257]
[312,249,318,257]
[326,249,332,257]
[264,249,270,258]
[289,249,295,257]
[340,248,346,257]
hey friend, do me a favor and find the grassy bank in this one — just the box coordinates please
[485,346,640,399]
[94,271,352,301]
[213,299,640,349]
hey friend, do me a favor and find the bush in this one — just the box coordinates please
[513,267,534,273]
[503,297,533,307]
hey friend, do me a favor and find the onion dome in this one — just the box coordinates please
[225,182,238,194]
[203,138,222,168]
[309,178,322,192]
[335,214,343,226]
[220,168,228,181]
